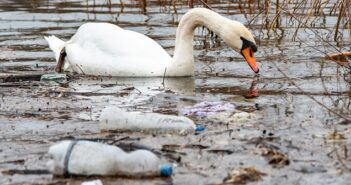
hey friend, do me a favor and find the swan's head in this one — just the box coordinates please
[222,21,259,73]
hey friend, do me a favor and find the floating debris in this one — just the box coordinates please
[99,107,196,135]
[47,140,173,177]
[195,124,205,132]
[2,169,50,175]
[0,73,43,82]
[325,52,351,63]
[223,167,266,184]
[81,179,104,185]
[182,101,235,117]
[258,144,290,168]
[207,149,234,154]
[236,104,259,112]
[162,143,210,151]
[40,73,67,83]
[294,164,327,174]
[207,112,256,124]
[327,130,346,140]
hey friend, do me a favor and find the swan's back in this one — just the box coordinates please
[71,23,169,58]
[65,23,172,76]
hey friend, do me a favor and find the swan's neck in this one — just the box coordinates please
[167,8,231,76]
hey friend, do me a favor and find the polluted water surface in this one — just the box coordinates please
[0,0,351,185]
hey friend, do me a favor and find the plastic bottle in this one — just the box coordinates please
[40,73,67,83]
[47,140,173,177]
[99,107,196,135]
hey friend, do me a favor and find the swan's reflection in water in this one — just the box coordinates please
[245,76,259,98]
[70,76,258,120]
[68,76,196,120]
[69,76,195,95]
[68,75,260,101]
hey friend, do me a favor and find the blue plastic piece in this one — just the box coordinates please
[195,125,205,132]
[159,164,173,176]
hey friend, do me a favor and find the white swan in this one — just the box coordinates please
[45,8,259,77]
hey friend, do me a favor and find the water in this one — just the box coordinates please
[0,0,350,184]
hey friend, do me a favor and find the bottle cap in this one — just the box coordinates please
[195,125,205,132]
[159,164,173,177]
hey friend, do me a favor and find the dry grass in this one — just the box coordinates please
[106,0,350,45]
[245,0,350,42]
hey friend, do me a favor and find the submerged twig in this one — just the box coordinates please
[2,169,50,175]
[162,68,167,87]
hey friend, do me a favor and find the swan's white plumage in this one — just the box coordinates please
[47,23,171,76]
[44,35,66,61]
[45,8,257,77]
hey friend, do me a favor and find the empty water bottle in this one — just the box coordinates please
[99,107,196,135]
[40,73,67,83]
[47,140,173,177]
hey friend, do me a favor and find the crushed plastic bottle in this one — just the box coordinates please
[40,73,67,83]
[99,107,196,135]
[47,140,173,177]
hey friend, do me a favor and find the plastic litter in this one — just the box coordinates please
[81,180,103,185]
[99,107,196,135]
[47,140,173,177]
[195,125,205,132]
[208,111,256,124]
[182,101,235,117]
[40,73,67,83]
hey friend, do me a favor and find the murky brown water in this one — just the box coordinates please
[0,0,351,184]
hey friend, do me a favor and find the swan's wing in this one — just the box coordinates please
[64,23,172,76]
[70,23,170,59]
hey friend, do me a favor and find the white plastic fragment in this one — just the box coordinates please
[208,111,256,124]
[99,107,196,135]
[47,140,173,177]
[231,112,256,122]
[81,179,103,185]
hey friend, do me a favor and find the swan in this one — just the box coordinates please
[45,8,259,77]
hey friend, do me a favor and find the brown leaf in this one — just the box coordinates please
[223,167,266,184]
[258,144,290,168]
[325,52,351,63]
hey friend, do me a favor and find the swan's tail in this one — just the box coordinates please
[44,35,66,62]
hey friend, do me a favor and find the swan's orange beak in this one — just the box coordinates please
[242,47,259,73]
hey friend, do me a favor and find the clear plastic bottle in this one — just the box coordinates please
[99,107,196,135]
[47,140,173,177]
